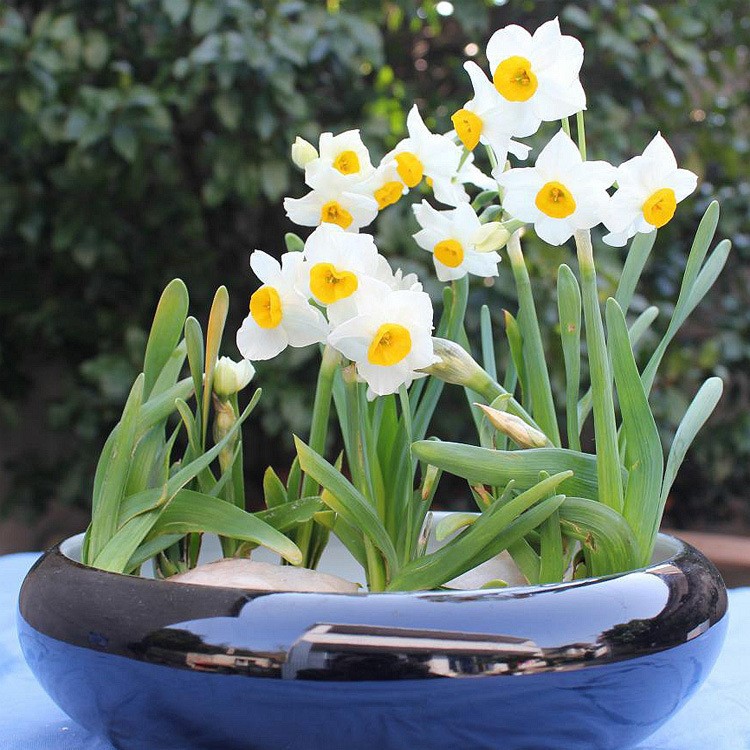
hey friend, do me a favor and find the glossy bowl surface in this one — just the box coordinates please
[18,527,727,750]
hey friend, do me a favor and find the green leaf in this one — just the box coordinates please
[137,377,194,434]
[659,378,723,534]
[557,264,582,451]
[256,497,326,532]
[606,298,663,564]
[435,512,476,541]
[162,0,190,25]
[112,124,137,162]
[294,436,398,575]
[642,230,730,395]
[93,395,261,572]
[479,305,497,382]
[191,1,222,34]
[558,496,639,576]
[411,440,619,500]
[142,279,189,399]
[388,473,571,591]
[503,309,527,406]
[575,231,623,512]
[263,466,288,509]
[184,316,205,427]
[539,508,563,583]
[150,340,187,398]
[146,489,302,563]
[124,426,164,497]
[88,373,144,562]
[506,233,561,446]
[614,231,656,312]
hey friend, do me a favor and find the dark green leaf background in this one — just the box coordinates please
[0,1,747,541]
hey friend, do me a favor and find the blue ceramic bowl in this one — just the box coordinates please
[18,527,727,750]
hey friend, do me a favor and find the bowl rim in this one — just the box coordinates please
[53,525,688,598]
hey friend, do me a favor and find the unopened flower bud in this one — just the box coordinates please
[291,137,318,169]
[213,357,255,401]
[419,337,491,392]
[475,403,551,448]
[473,222,511,253]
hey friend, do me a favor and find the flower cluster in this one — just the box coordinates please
[240,16,699,399]
[236,224,438,397]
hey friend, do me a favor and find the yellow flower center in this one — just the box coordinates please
[493,56,538,102]
[642,187,677,228]
[451,108,483,151]
[535,181,576,219]
[309,262,359,304]
[249,286,283,329]
[433,239,464,268]
[367,323,412,366]
[374,181,403,210]
[333,150,360,175]
[395,152,424,188]
[320,200,353,229]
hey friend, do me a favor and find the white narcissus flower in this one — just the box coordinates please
[602,133,698,247]
[412,200,502,282]
[298,224,381,328]
[383,105,468,207]
[373,254,423,292]
[307,130,375,183]
[495,130,616,246]
[237,251,329,361]
[485,17,586,138]
[328,287,439,398]
[365,160,408,211]
[213,357,255,401]
[283,166,378,232]
[451,61,532,164]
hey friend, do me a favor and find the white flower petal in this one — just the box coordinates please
[236,315,289,361]
[250,251,282,285]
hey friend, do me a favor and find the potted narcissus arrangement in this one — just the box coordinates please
[19,18,729,750]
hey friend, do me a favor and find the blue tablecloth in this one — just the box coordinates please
[1,552,749,749]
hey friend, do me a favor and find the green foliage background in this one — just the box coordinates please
[1,0,748,531]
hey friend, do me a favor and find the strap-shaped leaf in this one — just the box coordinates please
[411,440,622,500]
[143,279,189,399]
[557,264,582,451]
[606,298,663,564]
[614,230,657,312]
[659,377,723,532]
[263,466,289,509]
[294,436,398,574]
[559,496,639,576]
[137,377,194,434]
[88,373,144,562]
[144,489,302,563]
[642,237,730,395]
[506,232,561,446]
[388,472,571,591]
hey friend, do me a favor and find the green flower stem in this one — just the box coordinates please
[574,229,624,512]
[576,111,587,160]
[506,232,562,446]
[301,345,341,498]
[297,345,340,565]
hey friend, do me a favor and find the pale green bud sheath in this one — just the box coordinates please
[420,337,542,434]
[212,395,239,475]
[291,136,318,169]
[472,222,511,253]
[475,403,552,448]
